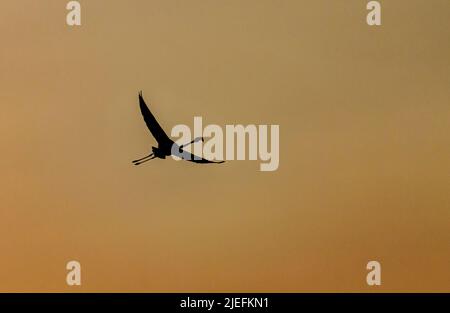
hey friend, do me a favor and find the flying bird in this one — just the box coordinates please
[132,92,225,166]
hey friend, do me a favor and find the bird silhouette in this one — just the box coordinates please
[133,92,225,166]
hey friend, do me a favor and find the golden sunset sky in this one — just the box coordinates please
[0,0,448,292]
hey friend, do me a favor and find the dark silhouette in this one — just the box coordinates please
[133,92,225,166]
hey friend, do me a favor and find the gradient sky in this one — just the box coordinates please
[0,0,449,292]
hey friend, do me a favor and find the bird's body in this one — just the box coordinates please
[133,92,224,166]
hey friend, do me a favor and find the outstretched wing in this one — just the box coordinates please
[138,92,172,145]
[172,144,225,164]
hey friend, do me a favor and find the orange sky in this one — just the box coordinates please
[0,0,449,292]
